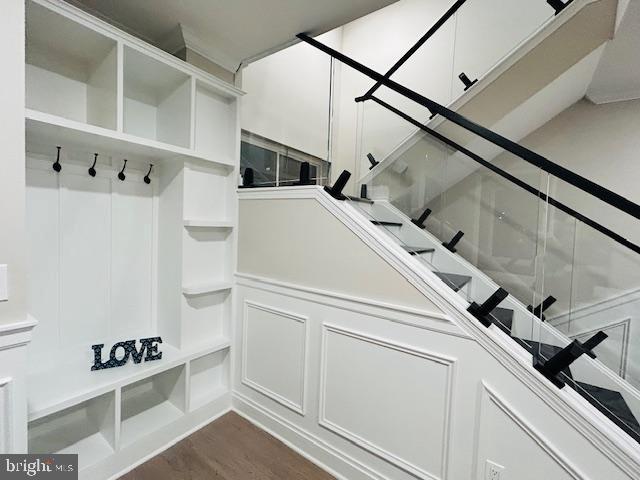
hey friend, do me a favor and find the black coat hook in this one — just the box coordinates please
[88,153,98,177]
[144,164,153,184]
[53,146,62,173]
[118,159,127,181]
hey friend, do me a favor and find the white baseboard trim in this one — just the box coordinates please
[102,400,233,480]
[233,391,391,480]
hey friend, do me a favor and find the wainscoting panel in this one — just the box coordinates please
[473,382,585,480]
[319,325,455,480]
[242,301,308,414]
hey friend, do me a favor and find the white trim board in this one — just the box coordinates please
[238,186,640,476]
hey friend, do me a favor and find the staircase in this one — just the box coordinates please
[341,193,640,444]
[285,0,640,456]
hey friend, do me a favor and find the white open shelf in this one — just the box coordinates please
[123,46,191,148]
[184,219,234,228]
[194,80,237,165]
[182,281,234,296]
[189,349,230,412]
[120,365,185,447]
[27,339,230,422]
[26,1,117,130]
[28,392,116,471]
[26,109,235,168]
[25,0,239,471]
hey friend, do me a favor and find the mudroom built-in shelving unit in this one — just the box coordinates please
[23,0,241,477]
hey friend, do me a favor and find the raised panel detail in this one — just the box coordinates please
[319,325,455,480]
[0,378,13,453]
[473,382,585,480]
[242,301,308,414]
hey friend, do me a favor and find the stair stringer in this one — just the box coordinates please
[277,185,640,477]
[361,198,640,422]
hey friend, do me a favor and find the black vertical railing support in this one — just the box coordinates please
[458,72,478,91]
[442,230,464,253]
[296,161,312,185]
[547,0,569,15]
[324,170,351,200]
[367,153,379,170]
[468,288,509,327]
[411,208,432,229]
[241,168,255,188]
[527,295,557,320]
[534,331,608,388]
[360,184,368,199]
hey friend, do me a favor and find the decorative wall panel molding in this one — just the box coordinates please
[242,301,309,414]
[319,324,455,480]
[473,382,586,480]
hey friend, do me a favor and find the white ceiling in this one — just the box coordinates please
[65,0,398,72]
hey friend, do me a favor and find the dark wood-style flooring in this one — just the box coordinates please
[120,412,336,480]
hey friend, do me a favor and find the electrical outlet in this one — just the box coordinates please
[485,460,504,480]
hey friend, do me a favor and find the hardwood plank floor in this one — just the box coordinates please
[120,412,336,480]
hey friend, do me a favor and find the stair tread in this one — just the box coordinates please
[371,220,403,227]
[574,382,640,442]
[434,272,471,292]
[490,307,514,334]
[346,196,374,204]
[402,246,435,255]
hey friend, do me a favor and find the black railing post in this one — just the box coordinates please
[547,0,570,15]
[534,331,607,388]
[360,184,368,199]
[527,295,557,320]
[367,153,379,170]
[324,170,351,200]
[296,161,313,186]
[468,288,509,327]
[411,208,432,229]
[443,230,464,253]
[458,72,478,91]
[241,168,255,188]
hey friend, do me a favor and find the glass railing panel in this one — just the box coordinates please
[533,173,640,441]
[361,99,550,339]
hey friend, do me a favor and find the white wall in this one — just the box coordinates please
[0,0,27,326]
[234,193,640,480]
[240,30,342,160]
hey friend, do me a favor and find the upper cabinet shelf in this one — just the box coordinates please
[26,1,118,130]
[25,0,244,167]
[123,46,191,148]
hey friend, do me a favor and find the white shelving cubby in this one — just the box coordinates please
[26,1,118,130]
[189,349,230,412]
[120,366,186,448]
[23,0,241,476]
[194,80,238,165]
[123,46,192,148]
[28,392,116,471]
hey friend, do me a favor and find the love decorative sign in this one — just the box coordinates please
[91,337,163,371]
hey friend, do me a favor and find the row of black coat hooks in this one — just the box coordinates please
[52,146,154,184]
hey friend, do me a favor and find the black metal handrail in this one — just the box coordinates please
[355,0,573,103]
[368,95,640,256]
[355,0,469,103]
[296,33,640,224]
